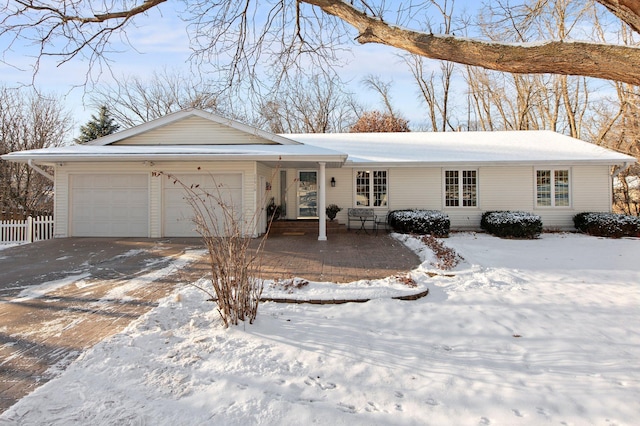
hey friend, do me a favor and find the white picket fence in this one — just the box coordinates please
[0,216,54,244]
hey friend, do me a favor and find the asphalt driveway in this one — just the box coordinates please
[0,238,208,414]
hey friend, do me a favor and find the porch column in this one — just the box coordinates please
[318,161,327,241]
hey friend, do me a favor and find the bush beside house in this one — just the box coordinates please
[481,211,543,239]
[573,212,640,238]
[388,210,450,237]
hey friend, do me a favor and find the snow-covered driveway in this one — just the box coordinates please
[0,238,206,414]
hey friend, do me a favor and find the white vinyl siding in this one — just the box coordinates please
[572,165,612,212]
[389,168,441,210]
[323,168,353,224]
[478,167,533,211]
[256,162,275,233]
[113,116,272,145]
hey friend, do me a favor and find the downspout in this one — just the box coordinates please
[611,162,633,179]
[611,162,634,212]
[27,159,54,181]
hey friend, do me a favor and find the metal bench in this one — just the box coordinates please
[348,208,375,233]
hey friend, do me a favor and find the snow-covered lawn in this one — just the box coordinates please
[1,233,639,425]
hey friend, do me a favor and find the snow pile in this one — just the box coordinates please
[1,233,639,425]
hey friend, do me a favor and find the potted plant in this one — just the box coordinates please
[326,204,342,221]
[266,198,282,220]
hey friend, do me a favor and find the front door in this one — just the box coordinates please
[297,170,318,218]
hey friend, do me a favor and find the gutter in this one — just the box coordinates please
[27,159,54,181]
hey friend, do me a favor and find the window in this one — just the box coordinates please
[356,170,387,207]
[445,170,477,207]
[536,169,570,207]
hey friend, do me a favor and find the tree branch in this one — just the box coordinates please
[597,0,640,34]
[302,0,640,86]
[12,0,168,23]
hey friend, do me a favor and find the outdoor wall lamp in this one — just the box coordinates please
[331,177,336,187]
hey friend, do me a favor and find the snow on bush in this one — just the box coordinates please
[573,212,640,238]
[388,209,450,237]
[481,211,543,239]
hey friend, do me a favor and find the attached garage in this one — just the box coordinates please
[163,173,243,237]
[70,174,149,237]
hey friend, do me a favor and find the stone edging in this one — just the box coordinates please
[259,288,429,305]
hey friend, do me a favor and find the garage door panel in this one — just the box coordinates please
[71,174,149,237]
[163,173,243,237]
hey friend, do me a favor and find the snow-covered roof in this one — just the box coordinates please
[285,130,635,166]
[1,144,347,165]
[2,123,635,168]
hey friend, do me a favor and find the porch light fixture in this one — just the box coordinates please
[331,177,336,187]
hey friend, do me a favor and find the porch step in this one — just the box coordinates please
[268,220,347,235]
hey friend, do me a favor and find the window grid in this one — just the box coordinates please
[536,170,552,207]
[554,170,570,207]
[356,171,370,206]
[373,171,387,207]
[446,170,477,207]
[356,170,387,207]
[445,171,459,207]
[536,169,570,207]
[462,170,477,207]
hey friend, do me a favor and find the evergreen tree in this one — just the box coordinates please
[75,105,120,143]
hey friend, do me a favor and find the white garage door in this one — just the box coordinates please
[163,173,243,237]
[70,174,149,237]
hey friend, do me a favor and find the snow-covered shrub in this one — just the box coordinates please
[481,211,543,239]
[388,210,450,237]
[573,212,640,238]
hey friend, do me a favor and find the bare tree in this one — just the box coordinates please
[407,55,457,132]
[463,1,593,136]
[89,69,225,128]
[3,1,640,87]
[404,1,461,131]
[362,75,398,119]
[256,72,361,133]
[0,87,71,218]
[154,170,266,327]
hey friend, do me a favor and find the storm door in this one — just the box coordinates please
[297,171,318,218]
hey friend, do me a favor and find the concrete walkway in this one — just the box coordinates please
[0,233,419,414]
